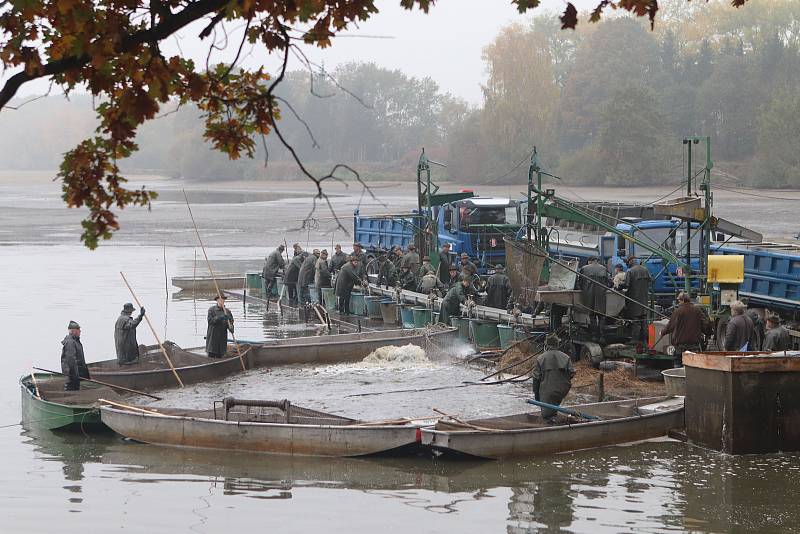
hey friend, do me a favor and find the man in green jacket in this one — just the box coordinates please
[485,264,513,310]
[439,276,470,325]
[206,294,234,358]
[531,333,575,423]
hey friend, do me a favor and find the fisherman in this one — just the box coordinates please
[724,301,754,351]
[763,314,791,352]
[439,275,471,325]
[335,256,361,314]
[437,243,452,284]
[314,249,332,304]
[661,292,708,367]
[330,244,347,274]
[446,264,460,288]
[298,249,319,305]
[622,256,651,344]
[291,242,302,257]
[391,246,404,269]
[262,244,286,297]
[284,246,303,304]
[114,302,145,365]
[459,252,478,278]
[485,264,513,310]
[418,255,434,277]
[747,309,765,351]
[578,256,609,337]
[611,264,626,290]
[351,242,367,278]
[206,294,234,358]
[61,321,90,391]
[531,333,575,424]
[400,244,421,273]
[377,252,397,288]
[418,270,446,295]
[399,265,418,291]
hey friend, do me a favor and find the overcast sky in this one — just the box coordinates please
[7,0,597,105]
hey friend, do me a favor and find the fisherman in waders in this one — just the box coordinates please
[621,256,651,344]
[314,249,332,304]
[531,333,575,424]
[206,294,234,358]
[485,264,513,310]
[578,256,609,340]
[437,243,452,285]
[377,252,397,288]
[61,321,90,390]
[335,256,360,315]
[115,302,144,365]
[418,255,434,278]
[418,270,446,295]
[262,244,286,298]
[399,265,418,291]
[439,276,470,325]
[400,243,421,274]
[298,249,319,305]
[284,247,304,305]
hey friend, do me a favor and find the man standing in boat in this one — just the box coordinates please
[61,321,90,390]
[262,244,286,298]
[531,333,575,424]
[206,294,234,358]
[114,303,145,365]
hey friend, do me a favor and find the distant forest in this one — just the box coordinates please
[1,0,798,187]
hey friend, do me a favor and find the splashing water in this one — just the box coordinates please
[362,344,431,366]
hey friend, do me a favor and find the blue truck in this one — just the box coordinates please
[354,196,523,273]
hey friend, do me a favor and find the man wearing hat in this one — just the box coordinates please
[335,255,361,314]
[206,294,234,358]
[763,314,791,352]
[377,251,397,288]
[298,248,320,305]
[437,243,452,285]
[578,256,610,338]
[284,246,305,305]
[399,264,418,291]
[459,252,477,278]
[531,333,575,423]
[351,242,367,278]
[400,244,420,274]
[61,321,90,390]
[621,256,652,344]
[418,255,434,278]
[439,276,471,325]
[115,303,145,365]
[418,269,445,295]
[485,264,513,310]
[262,244,286,298]
[446,264,460,288]
[314,249,332,304]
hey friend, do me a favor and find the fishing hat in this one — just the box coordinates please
[460,252,468,258]
[68,320,81,329]
[423,256,430,261]
[353,242,362,248]
[545,333,561,347]
[122,303,135,312]
[448,264,458,271]
[215,294,227,301]
[408,244,416,250]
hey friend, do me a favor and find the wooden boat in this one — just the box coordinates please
[421,396,685,459]
[171,273,245,291]
[20,373,123,431]
[88,342,250,392]
[239,326,460,367]
[100,398,428,457]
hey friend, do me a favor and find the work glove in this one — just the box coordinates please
[139,307,146,316]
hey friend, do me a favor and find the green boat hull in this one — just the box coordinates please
[20,374,104,431]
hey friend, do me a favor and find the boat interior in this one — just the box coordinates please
[23,374,124,406]
[89,342,242,371]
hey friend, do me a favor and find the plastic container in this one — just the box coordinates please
[450,317,470,340]
[399,305,415,328]
[349,291,367,316]
[309,284,318,303]
[497,324,514,350]
[321,287,336,312]
[470,320,500,350]
[379,299,398,325]
[246,272,262,291]
[364,296,383,320]
[412,307,432,327]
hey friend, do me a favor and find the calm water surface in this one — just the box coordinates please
[2,179,800,533]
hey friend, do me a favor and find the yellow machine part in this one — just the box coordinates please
[708,255,745,284]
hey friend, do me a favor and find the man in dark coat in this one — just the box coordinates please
[725,301,754,351]
[622,257,651,343]
[262,244,286,297]
[459,253,478,278]
[579,256,609,337]
[314,249,332,303]
[418,256,434,278]
[531,333,575,422]
[418,271,446,295]
[298,249,319,305]
[437,243,452,284]
[115,303,144,365]
[399,265,418,291]
[330,244,347,274]
[351,242,367,278]
[446,264,460,288]
[284,247,303,304]
[335,257,361,314]
[439,276,470,325]
[377,253,397,288]
[400,244,421,273]
[61,321,90,390]
[485,264,513,310]
[662,292,708,367]
[764,315,791,352]
[206,294,234,358]
[747,309,765,351]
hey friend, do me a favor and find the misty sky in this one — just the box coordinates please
[5,0,598,106]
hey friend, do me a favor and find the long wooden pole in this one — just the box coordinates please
[119,272,185,388]
[33,366,163,400]
[182,190,247,371]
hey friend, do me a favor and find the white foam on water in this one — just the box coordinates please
[362,343,431,366]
